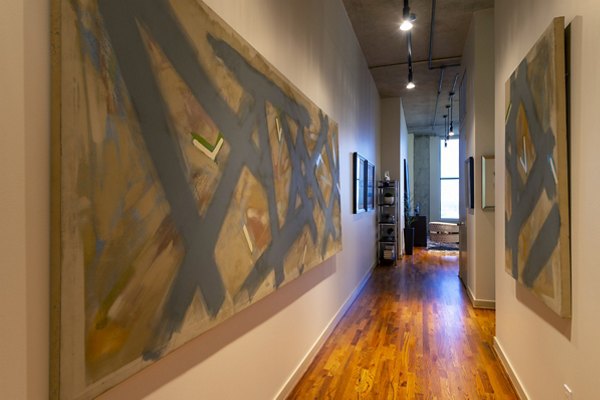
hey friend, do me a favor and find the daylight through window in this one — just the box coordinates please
[440,139,459,219]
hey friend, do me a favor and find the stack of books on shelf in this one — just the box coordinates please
[383,245,395,260]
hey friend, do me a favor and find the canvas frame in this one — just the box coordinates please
[504,17,570,317]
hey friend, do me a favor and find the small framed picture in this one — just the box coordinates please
[466,156,474,209]
[481,155,495,210]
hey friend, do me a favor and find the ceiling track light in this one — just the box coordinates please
[443,114,448,147]
[400,0,416,31]
[444,104,451,139]
[439,73,460,140]
[406,30,415,89]
[448,91,455,136]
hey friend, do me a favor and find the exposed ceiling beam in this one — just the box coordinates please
[368,56,462,70]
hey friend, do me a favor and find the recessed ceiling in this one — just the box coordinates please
[342,0,494,136]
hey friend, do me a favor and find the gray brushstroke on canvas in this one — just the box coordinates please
[208,35,340,299]
[98,0,227,326]
[98,0,340,358]
[522,204,560,286]
[505,59,560,284]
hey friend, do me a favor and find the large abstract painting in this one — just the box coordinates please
[505,17,570,317]
[51,0,342,398]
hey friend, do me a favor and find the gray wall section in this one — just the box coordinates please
[429,137,441,223]
[413,135,430,224]
[380,98,401,180]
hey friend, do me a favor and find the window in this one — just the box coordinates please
[440,139,459,219]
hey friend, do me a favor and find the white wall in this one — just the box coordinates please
[472,9,495,303]
[407,133,415,200]
[0,0,380,399]
[460,8,495,306]
[399,101,409,251]
[495,1,600,398]
[0,0,50,399]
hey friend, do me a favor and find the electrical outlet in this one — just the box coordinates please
[563,384,573,400]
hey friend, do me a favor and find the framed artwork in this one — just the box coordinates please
[504,17,570,317]
[51,0,343,398]
[481,155,495,210]
[465,156,474,210]
[366,162,375,211]
[352,152,375,214]
[353,152,366,214]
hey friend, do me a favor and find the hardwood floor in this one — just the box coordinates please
[288,249,518,399]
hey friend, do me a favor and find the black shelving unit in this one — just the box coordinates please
[377,180,399,264]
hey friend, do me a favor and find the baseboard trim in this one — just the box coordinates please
[493,337,529,400]
[464,282,496,309]
[275,261,375,400]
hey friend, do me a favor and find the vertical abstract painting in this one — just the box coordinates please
[504,17,570,317]
[51,0,342,398]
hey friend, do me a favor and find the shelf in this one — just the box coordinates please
[378,222,396,226]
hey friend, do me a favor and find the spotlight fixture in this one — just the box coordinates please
[400,0,416,31]
[400,18,415,31]
[406,72,415,89]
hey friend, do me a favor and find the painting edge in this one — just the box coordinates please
[50,0,63,397]
[552,16,571,318]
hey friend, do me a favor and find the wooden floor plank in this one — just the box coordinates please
[287,249,518,399]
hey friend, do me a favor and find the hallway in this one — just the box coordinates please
[288,249,518,399]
